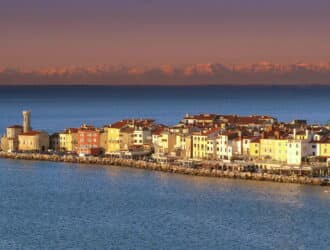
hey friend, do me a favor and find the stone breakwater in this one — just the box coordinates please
[0,152,327,186]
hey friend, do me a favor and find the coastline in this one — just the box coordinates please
[1,152,328,186]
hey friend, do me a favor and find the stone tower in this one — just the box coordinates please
[22,110,32,133]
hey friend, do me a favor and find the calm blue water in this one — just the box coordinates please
[1,86,330,249]
[0,159,330,249]
[0,86,329,133]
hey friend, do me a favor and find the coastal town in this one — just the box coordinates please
[1,111,330,184]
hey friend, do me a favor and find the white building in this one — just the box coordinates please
[215,134,233,160]
[133,127,152,146]
[287,140,309,165]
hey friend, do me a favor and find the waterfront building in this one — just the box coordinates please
[249,138,261,159]
[215,133,240,160]
[0,136,8,152]
[77,125,101,156]
[259,138,288,163]
[2,111,48,153]
[192,128,220,159]
[153,130,176,156]
[105,119,155,154]
[18,131,49,152]
[105,120,133,153]
[50,133,60,151]
[133,127,152,146]
[241,136,260,157]
[151,126,167,147]
[119,127,134,151]
[286,139,309,165]
[59,128,78,152]
[174,133,193,159]
[206,137,216,160]
[317,137,330,158]
[5,125,23,152]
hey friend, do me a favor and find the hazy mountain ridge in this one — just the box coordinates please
[1,62,330,85]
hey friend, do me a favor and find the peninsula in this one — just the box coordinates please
[1,111,330,186]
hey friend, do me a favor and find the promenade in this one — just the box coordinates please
[1,152,329,186]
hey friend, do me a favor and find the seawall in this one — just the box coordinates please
[0,152,327,186]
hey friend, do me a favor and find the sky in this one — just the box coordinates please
[1,0,330,70]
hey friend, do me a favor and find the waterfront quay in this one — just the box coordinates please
[1,151,329,186]
[1,111,330,185]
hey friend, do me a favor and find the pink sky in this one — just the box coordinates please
[1,0,330,69]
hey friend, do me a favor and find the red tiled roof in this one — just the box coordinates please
[20,131,41,136]
[110,119,155,129]
[317,138,330,144]
[201,127,221,136]
[110,120,130,129]
[152,127,165,135]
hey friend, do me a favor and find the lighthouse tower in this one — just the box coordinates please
[22,110,32,133]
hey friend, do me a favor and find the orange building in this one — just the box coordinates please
[77,125,101,156]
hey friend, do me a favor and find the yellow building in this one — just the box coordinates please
[174,133,192,159]
[154,131,176,156]
[59,128,78,152]
[3,125,23,152]
[318,139,330,157]
[192,129,219,159]
[192,133,208,159]
[249,138,260,159]
[0,136,9,152]
[18,131,49,152]
[104,121,128,153]
[293,129,310,140]
[105,126,120,153]
[259,138,288,162]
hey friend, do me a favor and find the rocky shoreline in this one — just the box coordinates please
[0,152,328,186]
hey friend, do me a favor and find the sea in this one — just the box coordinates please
[0,85,330,249]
